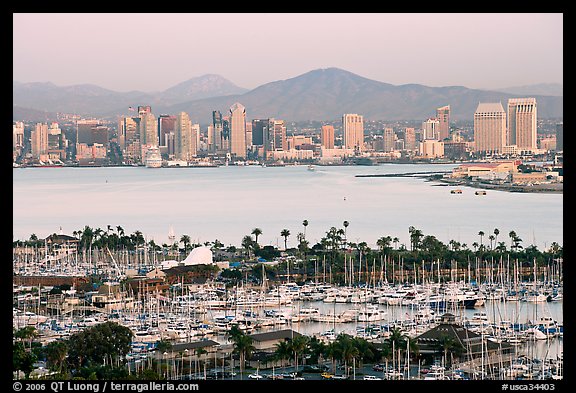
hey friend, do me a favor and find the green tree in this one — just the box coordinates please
[251,228,262,246]
[67,321,133,371]
[302,220,309,239]
[280,229,291,250]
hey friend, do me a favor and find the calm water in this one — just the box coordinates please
[13,164,563,250]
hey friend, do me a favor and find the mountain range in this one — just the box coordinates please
[13,68,563,124]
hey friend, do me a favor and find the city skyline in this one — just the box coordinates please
[13,13,562,92]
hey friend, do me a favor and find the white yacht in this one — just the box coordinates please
[145,146,162,168]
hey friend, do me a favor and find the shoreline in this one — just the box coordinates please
[429,176,563,194]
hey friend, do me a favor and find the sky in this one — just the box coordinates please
[13,13,563,93]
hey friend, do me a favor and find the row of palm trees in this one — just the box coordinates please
[224,323,465,378]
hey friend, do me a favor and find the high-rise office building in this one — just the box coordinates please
[474,102,506,154]
[321,125,335,149]
[556,122,563,151]
[404,127,416,150]
[229,103,247,158]
[175,111,194,161]
[252,119,267,146]
[436,105,450,141]
[13,122,25,160]
[422,118,440,140]
[158,115,176,147]
[383,128,395,152]
[31,123,48,158]
[245,121,253,149]
[77,119,101,145]
[508,98,537,151]
[268,119,287,151]
[342,114,364,151]
[140,111,158,147]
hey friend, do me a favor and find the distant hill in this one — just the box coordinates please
[157,74,248,104]
[492,83,563,97]
[165,68,563,123]
[13,69,563,122]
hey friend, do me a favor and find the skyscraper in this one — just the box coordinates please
[474,102,506,154]
[321,125,335,149]
[556,122,563,151]
[436,105,450,140]
[422,118,440,140]
[31,123,48,158]
[268,119,287,151]
[383,128,395,152]
[140,111,158,147]
[342,114,364,151]
[158,115,176,147]
[229,103,247,159]
[175,111,193,161]
[404,127,416,151]
[508,98,537,151]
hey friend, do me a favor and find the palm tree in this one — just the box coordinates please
[435,334,465,368]
[509,230,517,250]
[14,326,37,349]
[44,340,68,374]
[393,237,399,250]
[343,221,349,246]
[493,228,500,247]
[280,229,290,250]
[251,228,262,246]
[232,333,255,379]
[488,235,495,250]
[180,234,191,253]
[289,335,310,372]
[302,220,309,239]
[273,340,292,372]
[241,235,255,260]
[478,231,485,248]
[336,334,359,377]
[323,340,341,373]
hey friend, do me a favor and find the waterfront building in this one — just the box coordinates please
[507,98,537,152]
[30,122,48,159]
[473,102,506,154]
[229,103,247,159]
[119,116,140,164]
[437,105,451,141]
[450,160,519,178]
[419,139,444,158]
[13,121,24,161]
[139,111,158,147]
[175,112,196,161]
[47,122,67,160]
[342,114,364,152]
[321,125,335,149]
[415,313,512,365]
[212,110,227,153]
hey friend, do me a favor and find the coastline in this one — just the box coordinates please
[428,175,563,194]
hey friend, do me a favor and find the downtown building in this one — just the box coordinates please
[321,125,335,149]
[436,105,450,141]
[342,114,364,153]
[507,98,537,153]
[473,102,507,155]
[229,103,247,159]
[174,111,198,161]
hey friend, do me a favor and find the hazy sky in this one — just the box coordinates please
[13,13,563,92]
